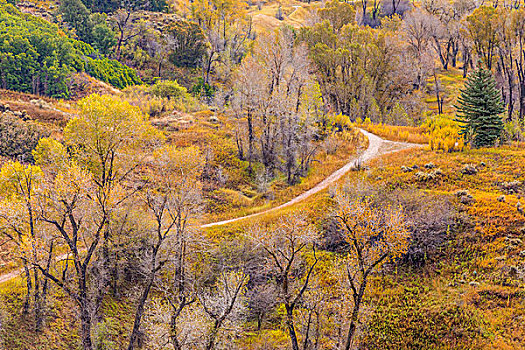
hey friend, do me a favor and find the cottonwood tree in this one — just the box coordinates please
[299,16,404,121]
[31,95,160,350]
[199,270,248,350]
[0,162,53,332]
[511,9,525,120]
[127,146,204,350]
[232,27,318,183]
[191,0,253,85]
[402,8,435,89]
[155,146,206,350]
[231,57,269,173]
[249,214,319,350]
[466,6,499,71]
[260,30,315,184]
[332,190,410,350]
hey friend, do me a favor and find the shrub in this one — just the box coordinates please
[423,115,465,153]
[191,78,215,98]
[460,164,478,175]
[150,80,188,100]
[0,113,48,163]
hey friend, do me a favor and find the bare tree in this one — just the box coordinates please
[249,214,319,350]
[199,270,248,350]
[127,146,204,350]
[232,57,269,173]
[113,9,141,61]
[233,27,316,183]
[332,189,410,350]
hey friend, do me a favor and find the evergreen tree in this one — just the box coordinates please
[60,0,93,43]
[454,66,505,147]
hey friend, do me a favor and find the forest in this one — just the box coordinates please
[0,0,525,349]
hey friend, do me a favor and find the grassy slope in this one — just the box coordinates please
[347,146,525,349]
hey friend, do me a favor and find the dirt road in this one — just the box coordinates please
[202,129,422,227]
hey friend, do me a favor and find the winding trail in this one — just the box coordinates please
[203,129,422,227]
[0,129,423,285]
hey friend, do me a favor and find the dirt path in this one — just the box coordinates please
[202,129,422,227]
[0,130,423,285]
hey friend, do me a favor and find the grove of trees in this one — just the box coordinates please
[0,2,140,97]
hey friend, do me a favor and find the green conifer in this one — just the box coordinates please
[454,66,505,147]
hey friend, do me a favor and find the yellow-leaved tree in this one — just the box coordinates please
[0,161,51,332]
[32,94,162,350]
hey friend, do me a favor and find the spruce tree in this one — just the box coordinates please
[454,66,505,147]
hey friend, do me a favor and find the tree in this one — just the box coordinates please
[199,270,248,350]
[0,114,48,163]
[90,13,117,55]
[127,145,204,350]
[332,189,410,350]
[455,66,505,147]
[167,20,207,68]
[113,8,140,61]
[466,6,499,70]
[191,0,253,85]
[231,56,269,173]
[298,18,407,121]
[32,95,160,350]
[60,0,94,43]
[317,0,356,33]
[232,27,318,183]
[249,214,319,350]
[0,161,54,332]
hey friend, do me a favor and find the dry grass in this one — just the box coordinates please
[359,122,429,144]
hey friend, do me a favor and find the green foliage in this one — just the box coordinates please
[80,0,167,13]
[80,0,119,13]
[59,0,93,42]
[150,79,187,99]
[0,2,140,97]
[168,20,207,68]
[0,3,79,97]
[84,55,141,89]
[90,19,117,55]
[191,78,215,98]
[454,66,505,148]
[0,113,48,163]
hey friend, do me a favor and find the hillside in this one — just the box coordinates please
[1,0,525,349]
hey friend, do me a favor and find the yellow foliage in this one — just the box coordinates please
[423,115,465,153]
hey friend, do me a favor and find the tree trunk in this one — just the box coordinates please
[343,282,367,350]
[36,245,53,332]
[23,261,31,314]
[247,110,254,174]
[205,320,221,350]
[127,275,154,350]
[33,267,41,331]
[285,304,300,350]
[80,300,93,350]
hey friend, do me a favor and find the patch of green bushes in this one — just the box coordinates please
[0,2,140,98]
